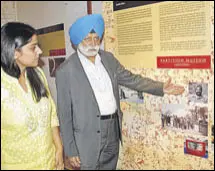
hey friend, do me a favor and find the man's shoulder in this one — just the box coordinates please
[99,49,115,58]
[99,49,118,63]
[56,53,77,73]
[201,95,208,103]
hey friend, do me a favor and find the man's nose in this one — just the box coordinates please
[90,39,96,46]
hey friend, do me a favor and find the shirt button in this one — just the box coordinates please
[97,130,100,133]
[97,115,100,117]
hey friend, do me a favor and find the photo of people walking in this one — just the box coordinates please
[161,104,208,136]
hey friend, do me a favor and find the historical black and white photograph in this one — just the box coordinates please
[188,82,208,104]
[119,86,144,104]
[161,104,208,136]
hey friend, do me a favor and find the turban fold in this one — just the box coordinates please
[69,14,104,45]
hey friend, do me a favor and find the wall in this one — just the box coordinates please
[1,1,17,26]
[103,1,214,170]
[16,1,102,103]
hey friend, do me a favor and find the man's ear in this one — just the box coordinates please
[14,50,21,60]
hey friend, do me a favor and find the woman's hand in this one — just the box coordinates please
[55,150,64,170]
[52,126,64,170]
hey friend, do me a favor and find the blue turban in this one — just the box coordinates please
[69,14,105,45]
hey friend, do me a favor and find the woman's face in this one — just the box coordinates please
[15,34,42,70]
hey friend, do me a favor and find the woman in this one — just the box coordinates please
[1,22,64,170]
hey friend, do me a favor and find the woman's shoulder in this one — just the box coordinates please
[1,68,15,101]
[1,67,17,87]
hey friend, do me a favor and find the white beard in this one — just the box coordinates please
[78,43,100,57]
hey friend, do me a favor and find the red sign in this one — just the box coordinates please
[157,55,211,69]
[49,48,66,56]
[186,139,206,157]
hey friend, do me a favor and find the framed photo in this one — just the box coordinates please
[119,86,144,104]
[188,82,208,104]
[186,139,206,157]
[184,136,208,158]
[48,57,65,77]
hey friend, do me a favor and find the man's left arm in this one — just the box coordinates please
[114,58,164,96]
[113,56,184,96]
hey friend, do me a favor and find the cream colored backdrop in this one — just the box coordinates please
[102,1,214,170]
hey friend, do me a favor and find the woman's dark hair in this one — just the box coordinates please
[1,22,48,102]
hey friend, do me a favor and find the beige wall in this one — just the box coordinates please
[1,1,17,26]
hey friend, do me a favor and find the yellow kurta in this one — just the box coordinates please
[1,67,59,170]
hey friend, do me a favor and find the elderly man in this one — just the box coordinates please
[55,14,184,170]
[189,84,208,103]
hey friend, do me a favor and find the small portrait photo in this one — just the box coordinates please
[184,136,208,158]
[119,86,144,104]
[48,57,65,77]
[188,82,208,104]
